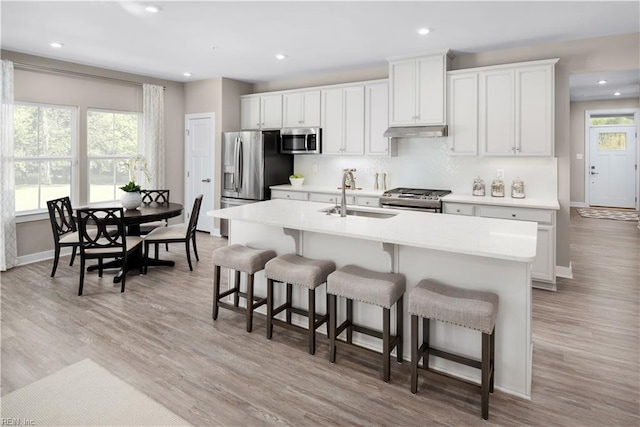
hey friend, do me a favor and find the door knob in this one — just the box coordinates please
[590,172,599,175]
[202,178,211,182]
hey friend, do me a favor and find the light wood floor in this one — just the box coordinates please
[2,210,639,426]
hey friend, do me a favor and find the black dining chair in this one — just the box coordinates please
[46,196,79,277]
[139,189,171,255]
[143,194,203,272]
[77,207,143,296]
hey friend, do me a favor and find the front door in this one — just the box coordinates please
[589,125,637,208]
[185,113,215,233]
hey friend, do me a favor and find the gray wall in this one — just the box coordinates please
[570,97,640,204]
[2,50,185,258]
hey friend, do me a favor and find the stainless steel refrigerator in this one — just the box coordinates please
[220,130,292,237]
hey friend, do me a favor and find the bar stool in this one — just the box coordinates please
[408,279,499,420]
[264,253,336,355]
[212,244,276,332]
[327,265,405,383]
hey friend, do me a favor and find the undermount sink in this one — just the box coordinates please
[320,206,398,219]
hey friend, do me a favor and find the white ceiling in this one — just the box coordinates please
[2,1,639,94]
[570,69,640,102]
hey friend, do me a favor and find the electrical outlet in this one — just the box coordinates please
[496,169,505,179]
[312,164,318,173]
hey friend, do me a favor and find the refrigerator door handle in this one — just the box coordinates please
[237,137,244,191]
[233,137,239,192]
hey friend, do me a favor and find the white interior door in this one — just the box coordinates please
[185,113,215,233]
[589,125,637,208]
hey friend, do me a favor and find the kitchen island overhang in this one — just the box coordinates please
[208,199,537,398]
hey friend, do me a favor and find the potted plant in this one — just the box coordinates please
[289,173,305,187]
[119,154,151,210]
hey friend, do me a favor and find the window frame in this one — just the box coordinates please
[86,108,142,204]
[13,101,79,217]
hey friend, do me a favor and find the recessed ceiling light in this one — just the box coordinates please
[145,6,161,13]
[614,91,622,96]
[598,80,607,85]
[50,42,64,48]
[418,28,430,35]
[183,72,192,77]
[275,54,287,60]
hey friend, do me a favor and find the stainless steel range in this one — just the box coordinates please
[380,188,452,213]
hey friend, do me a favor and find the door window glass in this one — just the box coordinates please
[598,133,626,150]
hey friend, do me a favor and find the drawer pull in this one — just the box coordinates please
[511,213,516,218]
[456,209,460,213]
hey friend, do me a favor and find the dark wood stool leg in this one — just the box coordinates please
[267,278,274,339]
[308,288,316,355]
[411,314,419,394]
[396,297,403,362]
[213,265,221,320]
[346,298,353,344]
[491,328,496,392]
[329,294,337,363]
[423,318,430,370]
[286,283,293,324]
[233,270,241,307]
[481,331,491,420]
[246,273,254,333]
[326,292,331,339]
[383,307,391,383]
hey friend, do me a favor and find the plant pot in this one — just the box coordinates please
[289,177,305,187]
[121,191,142,210]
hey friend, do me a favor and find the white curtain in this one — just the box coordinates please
[142,84,165,189]
[0,60,17,271]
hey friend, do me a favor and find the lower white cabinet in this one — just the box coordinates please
[443,201,556,287]
[309,192,354,205]
[355,196,380,207]
[270,190,308,201]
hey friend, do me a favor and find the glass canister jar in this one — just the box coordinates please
[472,177,485,196]
[511,178,526,199]
[491,178,505,197]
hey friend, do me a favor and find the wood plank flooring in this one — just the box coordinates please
[1,210,639,426]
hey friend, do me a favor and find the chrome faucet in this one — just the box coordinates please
[341,168,356,217]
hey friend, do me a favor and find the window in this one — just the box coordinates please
[598,132,627,150]
[590,114,634,126]
[87,110,141,203]
[14,103,77,214]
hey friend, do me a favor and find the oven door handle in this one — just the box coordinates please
[380,204,439,213]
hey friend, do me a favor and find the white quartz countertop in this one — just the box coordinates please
[270,184,384,197]
[442,194,560,210]
[208,199,537,262]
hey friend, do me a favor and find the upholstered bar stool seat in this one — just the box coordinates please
[327,265,406,383]
[408,279,499,420]
[212,244,276,332]
[265,253,336,354]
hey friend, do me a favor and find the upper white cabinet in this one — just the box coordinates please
[321,85,365,155]
[283,90,321,128]
[388,51,451,126]
[447,58,557,157]
[447,73,478,156]
[364,81,393,156]
[240,94,282,130]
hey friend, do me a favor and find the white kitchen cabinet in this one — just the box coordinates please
[388,51,450,126]
[309,192,355,205]
[364,81,394,156]
[479,68,516,155]
[270,190,308,201]
[447,58,557,157]
[447,73,478,156]
[444,201,557,287]
[283,90,321,128]
[240,94,282,130]
[321,85,365,155]
[355,196,380,207]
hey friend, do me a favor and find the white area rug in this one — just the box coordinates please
[1,359,191,426]
[577,208,639,221]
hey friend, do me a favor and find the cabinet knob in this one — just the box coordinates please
[299,120,304,124]
[286,195,290,198]
[456,209,460,213]
[511,213,516,218]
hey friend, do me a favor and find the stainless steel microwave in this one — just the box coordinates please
[280,128,322,154]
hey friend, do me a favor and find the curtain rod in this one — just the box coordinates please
[13,61,166,89]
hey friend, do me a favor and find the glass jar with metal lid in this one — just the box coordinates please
[491,178,505,197]
[472,177,485,196]
[511,178,525,199]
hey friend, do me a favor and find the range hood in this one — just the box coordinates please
[383,125,448,139]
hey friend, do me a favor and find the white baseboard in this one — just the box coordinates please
[533,280,557,291]
[17,247,73,267]
[556,263,573,279]
[570,201,588,208]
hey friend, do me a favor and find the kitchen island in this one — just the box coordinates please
[207,199,537,398]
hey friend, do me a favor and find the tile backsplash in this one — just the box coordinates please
[294,137,558,199]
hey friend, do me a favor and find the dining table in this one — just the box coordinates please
[81,202,184,283]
